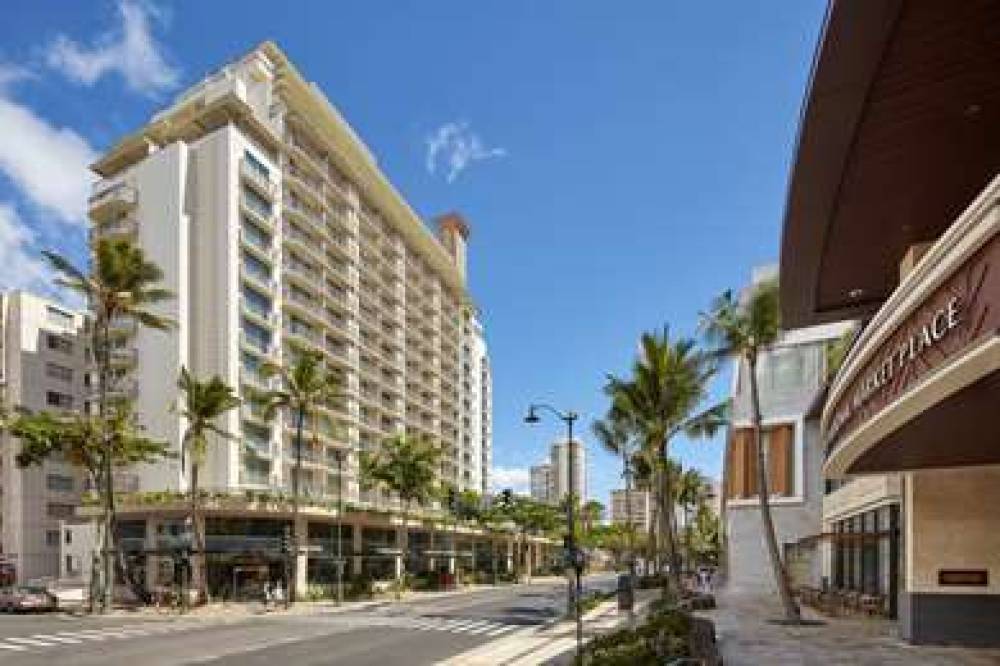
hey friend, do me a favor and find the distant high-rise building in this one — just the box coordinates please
[0,291,87,583]
[610,489,651,533]
[550,439,586,503]
[529,464,552,503]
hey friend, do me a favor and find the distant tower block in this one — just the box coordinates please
[436,212,470,281]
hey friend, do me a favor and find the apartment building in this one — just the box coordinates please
[81,42,520,596]
[0,291,87,583]
[724,266,852,594]
[88,41,489,503]
[610,489,651,533]
[529,464,552,504]
[550,439,587,504]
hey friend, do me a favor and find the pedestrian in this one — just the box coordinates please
[263,581,272,608]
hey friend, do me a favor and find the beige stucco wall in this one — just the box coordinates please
[906,467,1000,594]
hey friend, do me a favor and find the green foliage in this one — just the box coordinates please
[576,607,694,665]
[176,367,241,468]
[360,435,442,512]
[11,406,172,482]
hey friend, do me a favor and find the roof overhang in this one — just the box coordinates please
[780,0,1000,328]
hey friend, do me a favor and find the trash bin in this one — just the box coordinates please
[617,573,634,611]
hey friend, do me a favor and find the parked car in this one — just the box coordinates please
[0,586,58,613]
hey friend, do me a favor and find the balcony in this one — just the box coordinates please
[282,287,319,318]
[240,331,272,356]
[90,217,137,242]
[244,436,273,458]
[239,467,272,487]
[241,271,276,297]
[108,347,137,366]
[108,316,137,337]
[284,199,325,237]
[241,403,270,425]
[240,228,275,263]
[283,256,320,287]
[283,323,321,350]
[241,298,276,329]
[240,367,272,391]
[240,193,275,229]
[282,225,324,266]
[240,158,276,200]
[89,182,137,222]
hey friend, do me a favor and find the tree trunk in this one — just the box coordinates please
[719,436,731,582]
[748,354,801,622]
[623,451,635,578]
[290,405,305,604]
[191,462,207,603]
[659,462,681,596]
[95,319,115,613]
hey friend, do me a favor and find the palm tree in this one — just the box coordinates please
[592,411,639,576]
[606,329,727,595]
[43,238,173,611]
[676,468,708,571]
[701,277,802,622]
[582,500,604,533]
[176,367,241,603]
[256,348,343,602]
[360,434,441,596]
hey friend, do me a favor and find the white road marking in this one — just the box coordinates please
[31,634,82,644]
[0,642,27,652]
[485,624,516,636]
[5,636,58,647]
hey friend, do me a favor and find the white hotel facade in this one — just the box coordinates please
[75,42,528,595]
[88,42,491,503]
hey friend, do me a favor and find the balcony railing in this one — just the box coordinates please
[240,158,277,199]
[89,182,137,221]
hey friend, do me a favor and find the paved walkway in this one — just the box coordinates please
[705,587,1000,665]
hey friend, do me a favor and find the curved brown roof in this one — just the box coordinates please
[780,0,1000,328]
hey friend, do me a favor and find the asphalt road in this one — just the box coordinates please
[0,574,617,665]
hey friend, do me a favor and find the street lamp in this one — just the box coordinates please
[334,448,346,605]
[524,403,583,661]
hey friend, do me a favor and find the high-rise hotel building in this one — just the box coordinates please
[87,42,492,507]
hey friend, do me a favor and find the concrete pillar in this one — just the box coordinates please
[351,523,363,577]
[396,524,408,578]
[144,517,159,595]
[294,516,308,600]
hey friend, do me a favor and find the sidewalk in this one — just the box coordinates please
[704,586,1000,665]
[436,589,657,665]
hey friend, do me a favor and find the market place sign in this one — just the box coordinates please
[824,234,1000,452]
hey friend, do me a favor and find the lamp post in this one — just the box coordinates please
[335,449,345,605]
[524,403,583,661]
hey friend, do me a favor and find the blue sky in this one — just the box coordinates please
[0,1,826,507]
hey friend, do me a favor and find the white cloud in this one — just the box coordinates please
[425,121,506,183]
[0,203,53,294]
[0,64,33,91]
[0,96,96,225]
[491,466,531,494]
[45,0,179,96]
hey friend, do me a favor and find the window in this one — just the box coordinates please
[46,334,72,353]
[46,306,73,328]
[46,473,74,492]
[45,530,60,547]
[46,503,75,519]
[242,250,271,282]
[46,391,73,409]
[65,555,76,575]
[65,529,72,545]
[726,424,795,500]
[45,363,73,382]
[244,150,270,179]
[241,185,271,217]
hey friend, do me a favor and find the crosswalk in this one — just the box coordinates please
[330,613,521,638]
[0,621,205,653]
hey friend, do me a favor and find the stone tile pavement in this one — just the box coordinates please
[704,586,1000,665]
